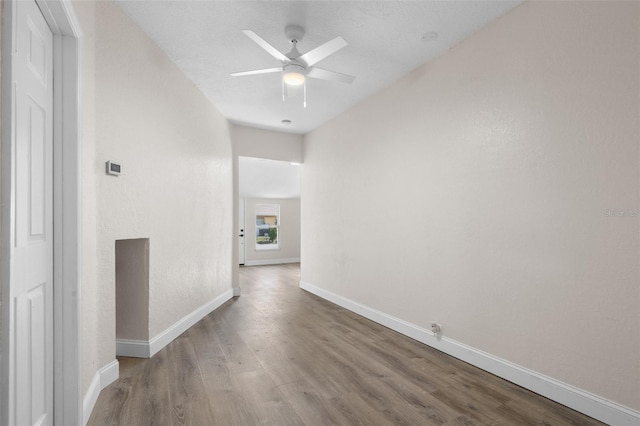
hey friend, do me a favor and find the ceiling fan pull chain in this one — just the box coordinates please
[303,80,307,108]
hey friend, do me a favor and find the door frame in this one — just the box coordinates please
[1,0,83,424]
[239,198,246,265]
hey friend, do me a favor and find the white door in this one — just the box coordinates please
[9,1,54,425]
[239,199,245,265]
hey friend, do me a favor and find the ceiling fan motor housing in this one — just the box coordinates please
[285,25,305,43]
[284,63,305,74]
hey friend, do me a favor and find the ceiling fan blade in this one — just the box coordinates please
[230,67,281,77]
[307,67,355,84]
[300,36,348,66]
[242,30,289,63]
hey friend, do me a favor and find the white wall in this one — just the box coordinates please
[244,198,300,265]
[76,1,233,394]
[302,0,639,414]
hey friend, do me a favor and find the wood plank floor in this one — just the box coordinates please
[88,263,602,425]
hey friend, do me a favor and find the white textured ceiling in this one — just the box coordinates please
[117,1,521,134]
[239,157,301,199]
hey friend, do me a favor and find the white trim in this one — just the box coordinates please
[0,4,17,421]
[254,245,281,251]
[238,197,245,265]
[299,280,640,426]
[1,1,83,424]
[115,289,234,358]
[82,360,119,426]
[50,3,84,424]
[99,359,120,389]
[115,339,150,358]
[82,373,100,426]
[233,286,242,297]
[244,257,300,266]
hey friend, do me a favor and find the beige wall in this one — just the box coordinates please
[302,1,639,411]
[75,1,233,393]
[232,125,303,163]
[244,198,300,264]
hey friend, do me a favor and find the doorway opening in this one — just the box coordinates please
[238,157,301,267]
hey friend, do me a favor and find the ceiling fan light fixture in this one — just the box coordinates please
[284,72,305,86]
[283,64,306,86]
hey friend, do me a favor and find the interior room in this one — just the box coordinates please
[1,1,638,425]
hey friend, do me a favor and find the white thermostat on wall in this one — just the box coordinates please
[106,161,121,176]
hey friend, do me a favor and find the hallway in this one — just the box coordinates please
[88,264,601,425]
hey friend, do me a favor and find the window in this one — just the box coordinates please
[255,204,279,250]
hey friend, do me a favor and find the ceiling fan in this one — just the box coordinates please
[231,25,355,106]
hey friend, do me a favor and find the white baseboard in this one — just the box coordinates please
[244,257,300,266]
[116,288,234,359]
[299,280,640,426]
[99,359,120,388]
[82,373,100,426]
[83,359,119,425]
[233,286,241,296]
[116,339,150,358]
